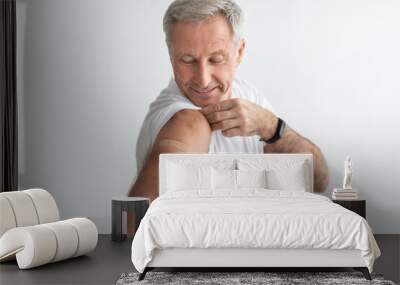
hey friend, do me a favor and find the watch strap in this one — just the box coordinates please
[259,117,286,144]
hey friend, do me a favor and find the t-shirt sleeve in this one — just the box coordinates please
[258,94,275,114]
[148,101,199,147]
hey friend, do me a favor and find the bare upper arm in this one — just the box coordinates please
[129,109,211,199]
[152,109,212,154]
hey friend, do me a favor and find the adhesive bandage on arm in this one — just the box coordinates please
[158,139,190,152]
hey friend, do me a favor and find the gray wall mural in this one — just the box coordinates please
[16,0,400,233]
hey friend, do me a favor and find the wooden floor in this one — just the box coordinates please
[0,234,398,285]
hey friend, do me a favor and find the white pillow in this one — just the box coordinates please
[212,168,237,190]
[211,169,268,190]
[236,169,268,189]
[167,163,212,191]
[266,162,308,191]
[237,159,309,191]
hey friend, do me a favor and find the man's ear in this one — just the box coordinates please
[236,39,246,65]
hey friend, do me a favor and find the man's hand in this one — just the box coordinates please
[200,98,278,140]
[201,98,329,193]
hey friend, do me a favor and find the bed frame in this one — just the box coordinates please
[140,248,371,280]
[138,154,372,281]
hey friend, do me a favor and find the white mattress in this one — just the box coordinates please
[131,190,380,273]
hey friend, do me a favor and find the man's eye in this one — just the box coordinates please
[210,56,224,64]
[181,56,195,64]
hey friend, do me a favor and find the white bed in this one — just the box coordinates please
[131,154,380,280]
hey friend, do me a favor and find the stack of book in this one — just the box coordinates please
[332,188,358,200]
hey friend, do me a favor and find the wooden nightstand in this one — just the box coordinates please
[332,199,366,219]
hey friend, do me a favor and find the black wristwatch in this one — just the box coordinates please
[259,117,286,144]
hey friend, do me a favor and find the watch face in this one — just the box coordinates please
[278,120,286,138]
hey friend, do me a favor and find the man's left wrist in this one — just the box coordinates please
[260,116,286,144]
[260,115,279,141]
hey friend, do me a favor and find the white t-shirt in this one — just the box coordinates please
[135,78,274,174]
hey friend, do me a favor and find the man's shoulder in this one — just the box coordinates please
[233,78,274,111]
[233,78,261,100]
[151,78,194,108]
[154,79,183,102]
[233,77,257,91]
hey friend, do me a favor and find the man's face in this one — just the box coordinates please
[169,14,245,107]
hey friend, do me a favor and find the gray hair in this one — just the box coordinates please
[163,0,243,49]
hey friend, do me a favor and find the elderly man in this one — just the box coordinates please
[129,0,329,201]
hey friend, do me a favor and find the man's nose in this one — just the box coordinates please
[194,61,212,88]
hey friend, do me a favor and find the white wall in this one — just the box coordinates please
[17,0,400,234]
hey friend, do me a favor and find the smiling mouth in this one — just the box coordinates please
[190,86,219,98]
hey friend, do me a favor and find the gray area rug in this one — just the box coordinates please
[116,271,396,285]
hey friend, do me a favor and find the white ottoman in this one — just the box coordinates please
[0,189,98,269]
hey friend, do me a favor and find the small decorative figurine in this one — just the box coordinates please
[342,155,353,190]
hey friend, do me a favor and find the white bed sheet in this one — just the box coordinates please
[131,190,380,273]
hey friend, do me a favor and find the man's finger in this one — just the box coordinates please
[221,127,242,137]
[206,110,236,123]
[200,99,239,115]
[211,119,240,131]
